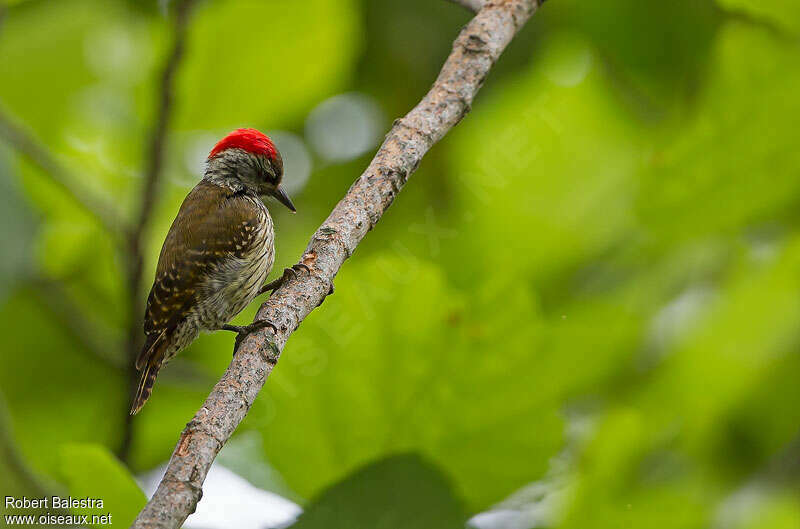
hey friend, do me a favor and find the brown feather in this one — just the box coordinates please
[144,182,262,334]
[135,329,166,370]
[130,351,165,415]
[134,180,269,412]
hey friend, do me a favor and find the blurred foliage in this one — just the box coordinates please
[176,0,361,130]
[290,454,466,529]
[59,444,146,527]
[1,0,799,528]
[716,0,800,34]
[258,257,563,510]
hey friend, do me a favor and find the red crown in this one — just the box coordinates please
[209,128,277,160]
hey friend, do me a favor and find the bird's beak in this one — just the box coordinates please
[271,185,296,213]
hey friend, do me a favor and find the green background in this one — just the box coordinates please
[1,0,799,527]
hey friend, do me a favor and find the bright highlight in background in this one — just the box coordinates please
[305,93,384,162]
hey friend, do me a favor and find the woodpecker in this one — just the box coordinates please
[131,128,297,415]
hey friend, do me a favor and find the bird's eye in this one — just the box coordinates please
[258,160,271,182]
[265,161,281,184]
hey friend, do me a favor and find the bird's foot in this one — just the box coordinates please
[222,320,278,354]
[257,263,311,295]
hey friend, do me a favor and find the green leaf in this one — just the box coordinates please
[176,0,362,130]
[445,31,644,286]
[643,236,800,471]
[0,291,126,476]
[637,22,800,245]
[255,255,563,511]
[289,454,466,529]
[0,0,160,177]
[536,0,721,111]
[0,391,51,520]
[441,21,800,527]
[560,409,711,529]
[59,443,146,527]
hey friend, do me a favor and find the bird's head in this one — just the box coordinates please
[205,128,295,212]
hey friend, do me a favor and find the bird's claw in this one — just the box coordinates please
[293,262,311,274]
[284,263,311,281]
[222,320,278,354]
[258,263,311,295]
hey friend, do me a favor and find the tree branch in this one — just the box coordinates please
[119,0,197,463]
[132,1,545,526]
[0,108,122,235]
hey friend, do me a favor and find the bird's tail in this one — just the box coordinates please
[130,330,167,415]
[130,359,163,415]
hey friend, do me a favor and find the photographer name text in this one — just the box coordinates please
[4,496,112,526]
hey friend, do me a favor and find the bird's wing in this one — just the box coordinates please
[136,180,263,369]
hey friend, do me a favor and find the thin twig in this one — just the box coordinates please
[0,108,122,235]
[0,3,7,37]
[131,0,195,241]
[0,391,49,497]
[28,276,125,370]
[132,1,545,526]
[119,0,197,463]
